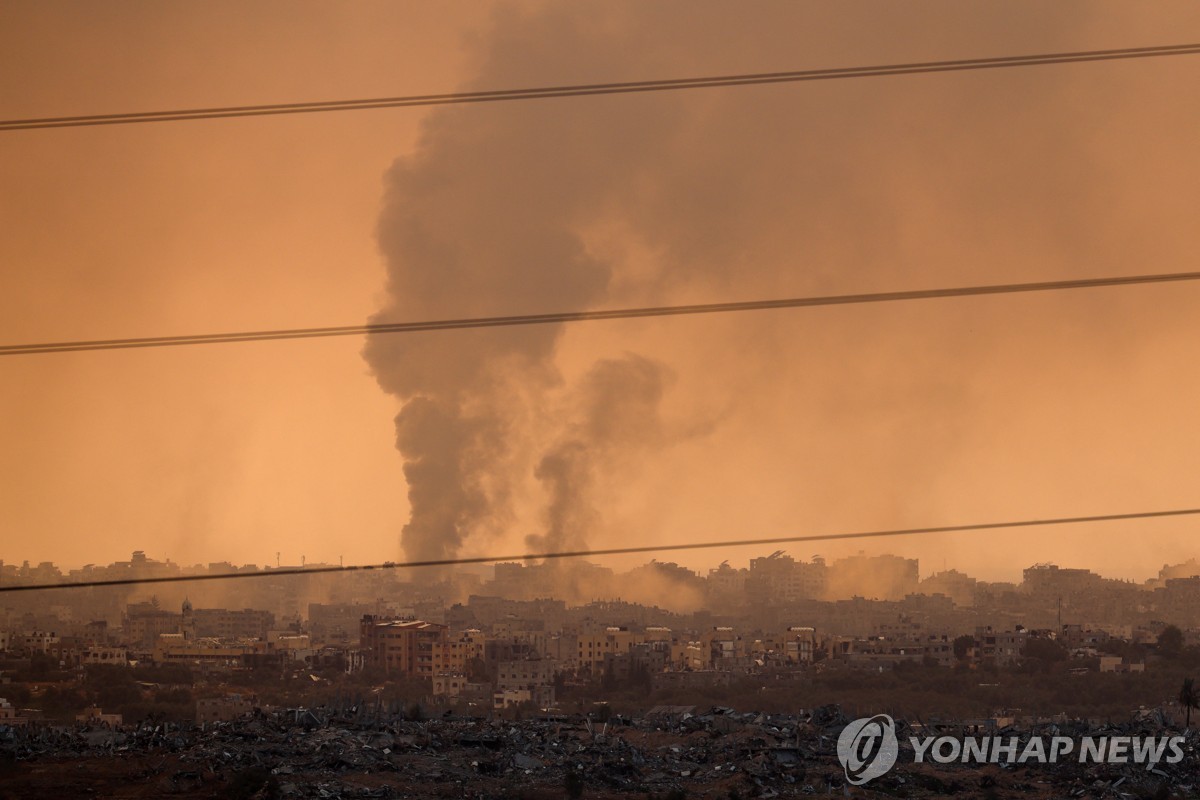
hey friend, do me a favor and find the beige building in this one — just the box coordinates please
[577,626,640,673]
[152,633,261,665]
[196,694,256,723]
[435,628,485,675]
[495,658,556,691]
[494,686,555,709]
[0,697,26,725]
[432,675,491,701]
[359,617,448,677]
[76,706,123,726]
[671,640,709,670]
[81,646,129,666]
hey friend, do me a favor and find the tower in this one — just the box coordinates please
[182,597,195,641]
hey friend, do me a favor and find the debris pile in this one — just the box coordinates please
[0,705,1196,798]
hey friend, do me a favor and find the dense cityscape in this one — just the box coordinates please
[6,2,1200,796]
[5,549,1200,712]
[3,549,1200,796]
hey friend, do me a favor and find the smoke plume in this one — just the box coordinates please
[528,354,669,554]
[365,2,1200,580]
[363,4,696,565]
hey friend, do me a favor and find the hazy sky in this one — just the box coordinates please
[2,2,1199,583]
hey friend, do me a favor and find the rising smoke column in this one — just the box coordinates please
[527,354,669,555]
[364,2,1192,580]
[362,6,689,564]
[525,354,680,605]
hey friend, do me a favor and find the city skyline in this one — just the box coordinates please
[4,4,1200,796]
[4,545,1198,594]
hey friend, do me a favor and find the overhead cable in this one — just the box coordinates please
[4,270,1199,357]
[3,43,1198,131]
[3,506,1196,593]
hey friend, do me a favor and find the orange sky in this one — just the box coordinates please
[2,2,1199,584]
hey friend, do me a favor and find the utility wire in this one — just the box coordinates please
[1,507,1196,593]
[3,270,1198,357]
[3,43,1198,131]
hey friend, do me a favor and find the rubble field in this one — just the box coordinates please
[1,705,1197,798]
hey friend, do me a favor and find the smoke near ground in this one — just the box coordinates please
[363,4,700,566]
[365,1,1200,578]
[528,354,669,554]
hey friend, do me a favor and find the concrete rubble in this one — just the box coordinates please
[1,703,1197,798]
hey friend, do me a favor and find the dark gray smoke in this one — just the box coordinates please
[527,354,668,554]
[392,397,497,563]
[365,2,1200,580]
[363,4,695,565]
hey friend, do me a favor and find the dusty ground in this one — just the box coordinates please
[2,710,1197,799]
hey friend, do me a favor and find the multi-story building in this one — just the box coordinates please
[603,642,668,680]
[1153,577,1200,628]
[81,620,110,647]
[1023,564,1103,597]
[492,658,557,709]
[974,626,1026,668]
[190,608,275,640]
[432,674,491,701]
[707,626,743,665]
[359,616,448,677]
[309,602,377,644]
[436,628,486,675]
[152,633,262,666]
[576,625,640,673]
[707,562,748,601]
[780,626,816,663]
[123,603,181,649]
[81,646,129,666]
[540,631,580,668]
[671,639,709,670]
[746,553,828,603]
[495,658,556,692]
[196,694,257,723]
[919,570,978,607]
[827,553,918,601]
[494,685,555,709]
[14,630,59,655]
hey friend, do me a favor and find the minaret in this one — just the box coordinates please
[182,597,195,641]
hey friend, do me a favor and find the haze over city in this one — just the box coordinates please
[3,3,1200,587]
[4,5,1200,797]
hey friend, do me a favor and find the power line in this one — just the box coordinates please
[3,270,1198,358]
[1,507,1195,594]
[3,43,1199,131]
